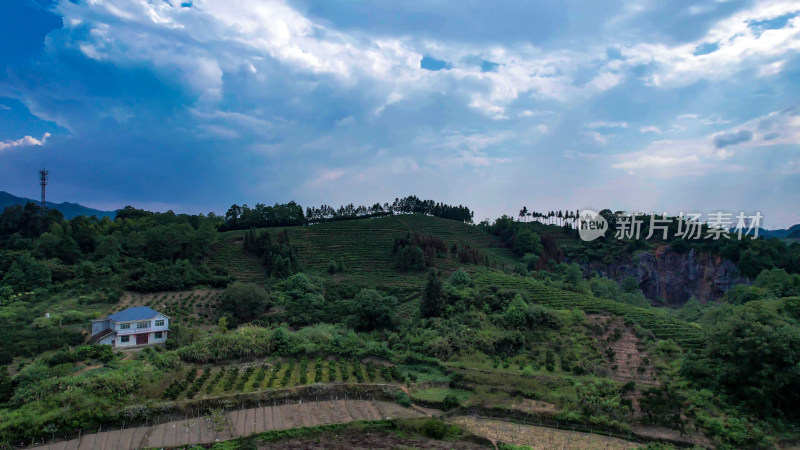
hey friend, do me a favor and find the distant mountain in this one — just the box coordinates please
[758,224,800,239]
[0,191,116,220]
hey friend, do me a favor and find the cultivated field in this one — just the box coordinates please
[213,215,517,286]
[29,400,423,450]
[451,416,644,449]
[157,358,405,401]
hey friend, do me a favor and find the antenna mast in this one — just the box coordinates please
[39,168,48,213]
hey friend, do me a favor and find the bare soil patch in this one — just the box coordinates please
[588,314,657,385]
[452,416,644,449]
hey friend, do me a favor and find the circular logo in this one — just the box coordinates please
[578,209,608,241]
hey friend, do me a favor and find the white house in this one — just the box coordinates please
[90,306,169,348]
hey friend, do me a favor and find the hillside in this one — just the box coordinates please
[511,219,799,304]
[0,191,116,219]
[3,206,800,449]
[213,214,518,286]
[210,214,703,347]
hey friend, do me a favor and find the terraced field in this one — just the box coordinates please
[474,271,705,349]
[29,400,422,450]
[452,416,643,449]
[213,215,516,286]
[210,236,266,285]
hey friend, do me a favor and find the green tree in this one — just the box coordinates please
[283,273,326,326]
[755,268,800,297]
[682,299,800,416]
[218,282,270,325]
[512,228,543,257]
[420,270,445,317]
[503,294,527,328]
[0,254,51,293]
[448,268,472,288]
[347,289,398,331]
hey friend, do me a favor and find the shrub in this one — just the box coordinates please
[314,357,323,383]
[396,390,411,407]
[449,269,473,288]
[441,393,461,410]
[299,358,308,385]
[421,418,450,439]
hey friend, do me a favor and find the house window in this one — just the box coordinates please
[137,321,149,329]
[120,336,129,343]
[119,323,130,330]
[154,332,163,339]
[155,319,165,327]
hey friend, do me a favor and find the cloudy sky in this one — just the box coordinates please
[1,0,799,227]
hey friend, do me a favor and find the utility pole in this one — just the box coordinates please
[39,168,48,213]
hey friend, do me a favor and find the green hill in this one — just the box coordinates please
[212,214,517,286]
[210,214,703,347]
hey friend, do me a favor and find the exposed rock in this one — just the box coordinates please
[581,245,748,306]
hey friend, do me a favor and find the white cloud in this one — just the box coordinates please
[0,132,51,151]
[611,137,728,176]
[518,109,553,117]
[417,130,513,153]
[373,92,404,116]
[612,106,800,176]
[640,126,662,133]
[308,168,345,187]
[583,131,614,145]
[414,129,513,168]
[586,71,623,91]
[189,108,277,139]
[624,1,800,86]
[54,0,632,122]
[431,150,511,168]
[758,60,786,77]
[335,115,356,126]
[586,121,628,129]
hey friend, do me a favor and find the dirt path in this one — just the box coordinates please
[29,400,424,450]
[451,416,644,450]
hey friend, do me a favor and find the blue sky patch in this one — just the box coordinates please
[420,56,452,71]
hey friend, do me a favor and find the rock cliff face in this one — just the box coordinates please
[582,245,748,306]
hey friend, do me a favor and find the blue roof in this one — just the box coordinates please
[107,306,161,322]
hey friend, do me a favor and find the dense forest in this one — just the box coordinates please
[1,199,800,448]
